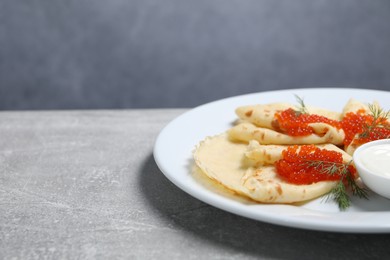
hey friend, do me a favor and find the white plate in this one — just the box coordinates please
[154,88,390,233]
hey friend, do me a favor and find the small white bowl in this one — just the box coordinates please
[353,139,390,199]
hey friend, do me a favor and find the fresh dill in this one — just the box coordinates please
[328,182,350,210]
[303,159,369,211]
[304,160,349,176]
[294,94,309,115]
[359,103,390,139]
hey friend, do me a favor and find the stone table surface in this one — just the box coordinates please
[1,109,390,259]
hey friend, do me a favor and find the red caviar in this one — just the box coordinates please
[341,109,390,146]
[275,145,356,185]
[274,108,341,136]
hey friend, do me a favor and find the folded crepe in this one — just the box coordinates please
[235,102,342,129]
[341,99,389,155]
[193,133,353,204]
[228,122,345,145]
[231,102,345,146]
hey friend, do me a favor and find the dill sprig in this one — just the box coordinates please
[304,160,349,176]
[359,103,390,139]
[328,182,350,210]
[294,94,309,115]
[303,160,368,211]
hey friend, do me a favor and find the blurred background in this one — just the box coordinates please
[1,0,389,110]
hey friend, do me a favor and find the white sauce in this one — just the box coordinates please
[360,144,390,177]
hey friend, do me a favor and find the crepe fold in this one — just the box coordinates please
[193,134,354,204]
[232,102,345,146]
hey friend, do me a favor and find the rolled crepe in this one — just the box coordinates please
[245,140,353,166]
[228,122,345,145]
[193,133,340,204]
[341,99,389,155]
[341,98,370,117]
[236,102,341,129]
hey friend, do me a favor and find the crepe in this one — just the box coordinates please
[228,122,345,145]
[193,133,352,204]
[193,97,385,205]
[341,99,389,155]
[341,98,371,117]
[236,102,342,129]
[231,102,344,145]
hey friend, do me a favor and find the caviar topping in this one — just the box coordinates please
[274,108,341,136]
[275,145,366,210]
[341,108,390,146]
[275,145,356,185]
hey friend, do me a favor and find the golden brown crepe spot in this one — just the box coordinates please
[243,178,256,191]
[254,169,263,176]
[253,170,264,181]
[271,120,281,132]
[275,184,283,195]
[302,189,307,199]
[252,130,265,141]
[245,110,253,117]
[255,177,264,183]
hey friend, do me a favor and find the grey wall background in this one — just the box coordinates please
[1,0,390,110]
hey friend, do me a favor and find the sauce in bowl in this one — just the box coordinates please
[359,143,390,177]
[353,139,390,199]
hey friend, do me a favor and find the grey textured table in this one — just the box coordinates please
[1,109,390,259]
